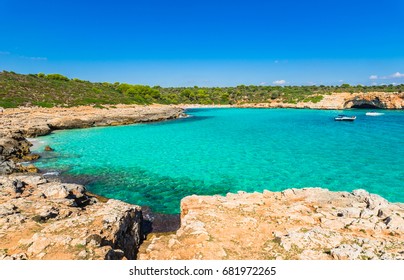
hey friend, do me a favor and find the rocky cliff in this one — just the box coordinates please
[238,92,404,109]
[0,104,184,138]
[139,189,404,260]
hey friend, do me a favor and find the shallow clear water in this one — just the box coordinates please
[33,108,404,214]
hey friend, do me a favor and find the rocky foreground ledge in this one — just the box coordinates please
[0,175,144,260]
[139,188,404,260]
[2,175,403,260]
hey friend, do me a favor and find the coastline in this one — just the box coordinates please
[1,102,404,260]
[183,91,404,110]
[0,104,185,260]
[140,188,404,260]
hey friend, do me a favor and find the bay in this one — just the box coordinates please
[32,108,404,214]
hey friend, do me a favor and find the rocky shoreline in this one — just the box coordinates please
[0,104,184,175]
[1,102,403,260]
[140,189,404,260]
[0,174,144,260]
[0,105,183,259]
[236,92,404,110]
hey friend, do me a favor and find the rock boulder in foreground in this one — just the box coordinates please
[139,188,404,260]
[0,175,144,260]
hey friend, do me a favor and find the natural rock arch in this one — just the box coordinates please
[344,97,385,109]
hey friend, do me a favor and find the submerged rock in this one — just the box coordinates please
[44,145,54,151]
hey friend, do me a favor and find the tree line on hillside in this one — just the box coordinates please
[0,71,403,108]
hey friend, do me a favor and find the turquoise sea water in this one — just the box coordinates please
[32,108,404,214]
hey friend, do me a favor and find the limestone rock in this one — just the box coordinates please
[22,154,40,161]
[140,188,404,260]
[39,183,70,199]
[44,145,54,151]
[237,92,404,110]
[331,244,362,260]
[0,160,15,175]
[17,164,39,173]
[35,206,59,222]
[0,175,144,260]
[100,199,143,260]
[0,178,25,193]
[37,183,86,201]
[0,203,18,217]
[23,124,51,137]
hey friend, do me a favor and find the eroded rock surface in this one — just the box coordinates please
[0,175,144,260]
[139,188,404,260]
[238,92,404,109]
[0,131,33,174]
[0,104,184,137]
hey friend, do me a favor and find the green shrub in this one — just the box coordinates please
[46,73,70,81]
[1,71,403,108]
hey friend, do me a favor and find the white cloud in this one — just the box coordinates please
[339,80,344,83]
[260,82,267,85]
[392,72,404,78]
[273,80,286,85]
[370,72,404,80]
[371,82,378,86]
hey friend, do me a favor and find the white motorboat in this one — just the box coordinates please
[334,115,356,121]
[366,112,384,116]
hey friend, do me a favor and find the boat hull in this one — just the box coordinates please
[334,115,356,121]
[334,118,355,121]
[366,112,384,116]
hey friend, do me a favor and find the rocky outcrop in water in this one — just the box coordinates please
[139,188,404,260]
[0,175,144,260]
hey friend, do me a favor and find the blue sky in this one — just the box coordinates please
[1,0,403,86]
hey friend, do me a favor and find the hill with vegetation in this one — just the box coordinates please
[0,71,403,108]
